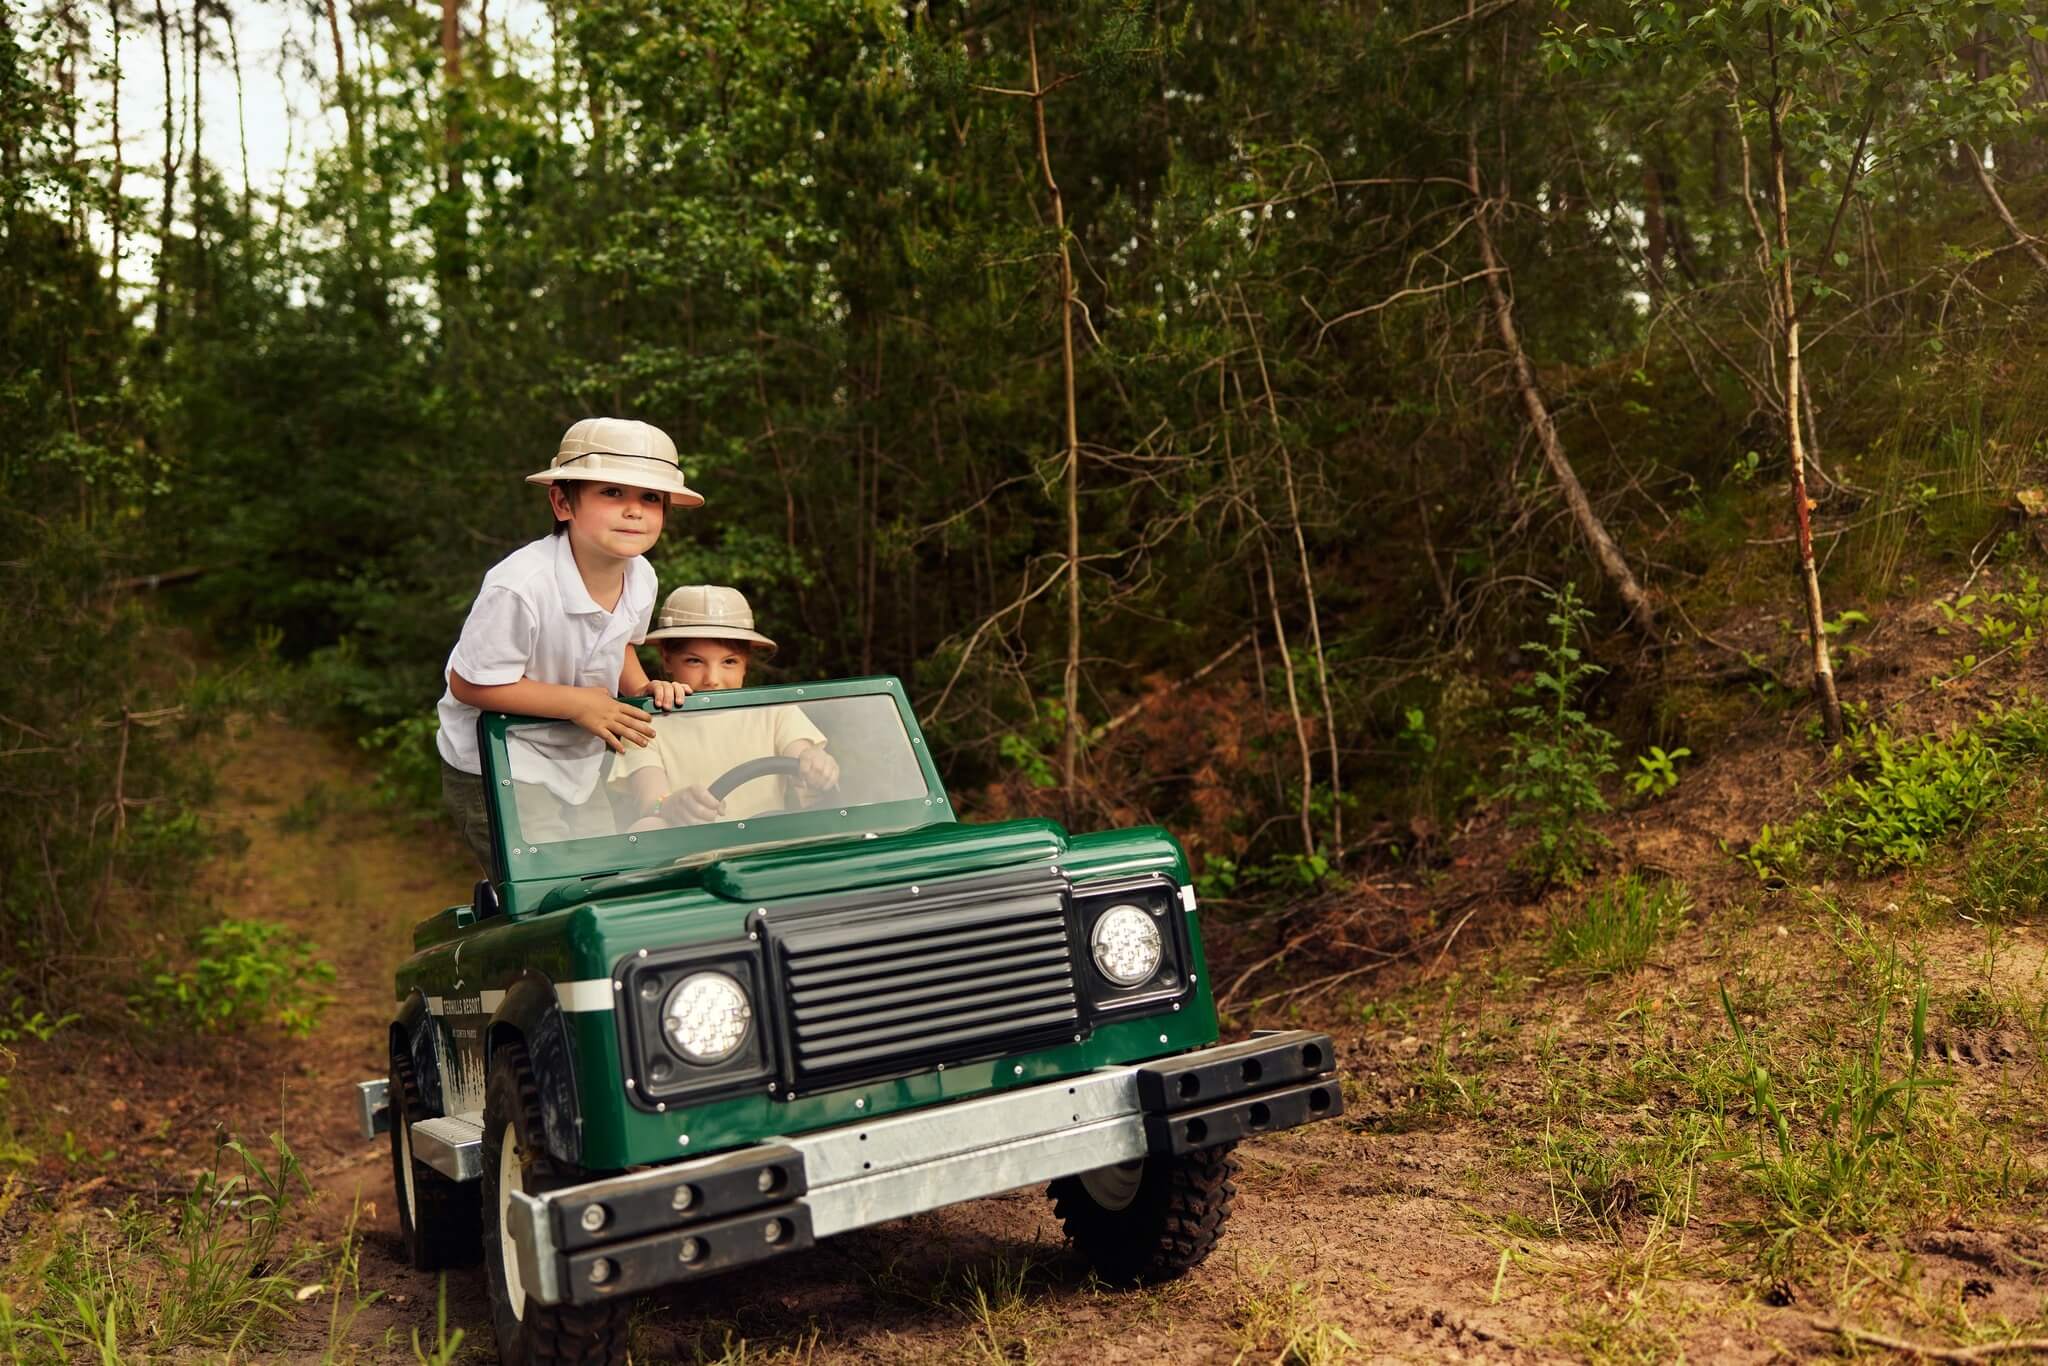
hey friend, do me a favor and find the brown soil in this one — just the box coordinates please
[6,576,2048,1361]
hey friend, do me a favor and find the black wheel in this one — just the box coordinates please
[1048,1144,1240,1286]
[389,1051,481,1271]
[482,1040,631,1366]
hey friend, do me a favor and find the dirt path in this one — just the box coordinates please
[19,710,2044,1363]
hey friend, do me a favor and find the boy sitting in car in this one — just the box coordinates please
[613,585,840,829]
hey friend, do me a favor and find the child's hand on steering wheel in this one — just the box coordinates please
[659,785,725,825]
[795,743,839,791]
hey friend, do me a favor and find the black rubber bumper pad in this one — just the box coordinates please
[563,1202,814,1305]
[549,1143,807,1254]
[1142,1077,1344,1155]
[1134,1030,1343,1155]
[1134,1030,1337,1113]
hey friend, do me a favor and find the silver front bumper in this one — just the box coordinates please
[506,1030,1343,1307]
[508,1066,1150,1306]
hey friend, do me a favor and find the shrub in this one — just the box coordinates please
[1735,699,2048,881]
[133,919,336,1038]
[1498,584,1619,889]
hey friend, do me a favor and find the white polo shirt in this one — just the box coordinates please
[435,535,656,804]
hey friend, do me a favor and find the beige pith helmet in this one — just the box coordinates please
[525,417,705,508]
[644,585,778,658]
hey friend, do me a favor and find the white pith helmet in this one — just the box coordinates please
[525,417,705,508]
[644,585,777,658]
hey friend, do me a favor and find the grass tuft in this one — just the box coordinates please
[1548,875,1690,978]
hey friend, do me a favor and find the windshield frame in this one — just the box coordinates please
[477,676,952,891]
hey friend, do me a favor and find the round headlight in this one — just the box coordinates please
[1090,905,1163,986]
[661,972,752,1063]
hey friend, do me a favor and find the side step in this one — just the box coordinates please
[355,1078,391,1139]
[412,1114,485,1181]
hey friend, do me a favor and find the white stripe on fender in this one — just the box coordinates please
[479,989,506,1015]
[426,995,446,1016]
[1180,885,1197,914]
[556,979,617,1012]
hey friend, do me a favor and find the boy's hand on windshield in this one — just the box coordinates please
[566,687,657,752]
[795,744,839,791]
[644,679,691,711]
[660,785,725,825]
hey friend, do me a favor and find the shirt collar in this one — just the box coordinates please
[551,534,607,616]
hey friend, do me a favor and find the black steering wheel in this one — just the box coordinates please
[706,754,802,802]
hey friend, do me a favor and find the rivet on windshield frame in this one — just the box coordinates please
[1159,1035,1169,1044]
[678,1134,691,1147]
[628,835,637,843]
[838,809,848,817]
[500,779,511,787]
[854,1097,866,1110]
[528,846,538,854]
[736,822,746,830]
[1013,1064,1024,1076]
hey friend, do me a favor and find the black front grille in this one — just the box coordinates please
[769,875,1080,1091]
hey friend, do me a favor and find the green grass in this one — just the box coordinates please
[0,1134,315,1363]
[1548,875,1690,977]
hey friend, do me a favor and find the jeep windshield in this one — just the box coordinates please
[493,690,940,872]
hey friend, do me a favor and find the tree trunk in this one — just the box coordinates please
[109,0,123,281]
[187,0,207,307]
[1963,142,2048,278]
[225,5,251,218]
[1243,291,1341,850]
[1263,549,1317,861]
[1025,6,1085,814]
[1467,137,1661,638]
[154,0,175,342]
[436,0,467,303]
[1766,21,1844,745]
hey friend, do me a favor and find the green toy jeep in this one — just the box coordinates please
[354,677,1344,1364]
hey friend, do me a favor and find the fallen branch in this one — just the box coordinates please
[109,564,207,592]
[1094,639,1248,738]
[1812,1318,2048,1362]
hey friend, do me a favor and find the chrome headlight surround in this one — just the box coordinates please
[1073,874,1191,1017]
[614,942,774,1110]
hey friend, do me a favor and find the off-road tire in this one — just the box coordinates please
[482,1041,631,1366]
[388,1051,482,1271]
[1048,1143,1239,1286]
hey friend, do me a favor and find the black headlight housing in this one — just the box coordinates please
[1072,873,1192,1019]
[615,941,775,1110]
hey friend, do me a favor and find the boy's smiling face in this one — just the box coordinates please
[550,481,667,560]
[660,638,752,691]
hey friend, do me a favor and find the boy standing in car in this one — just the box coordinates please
[436,418,700,868]
[613,585,839,829]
